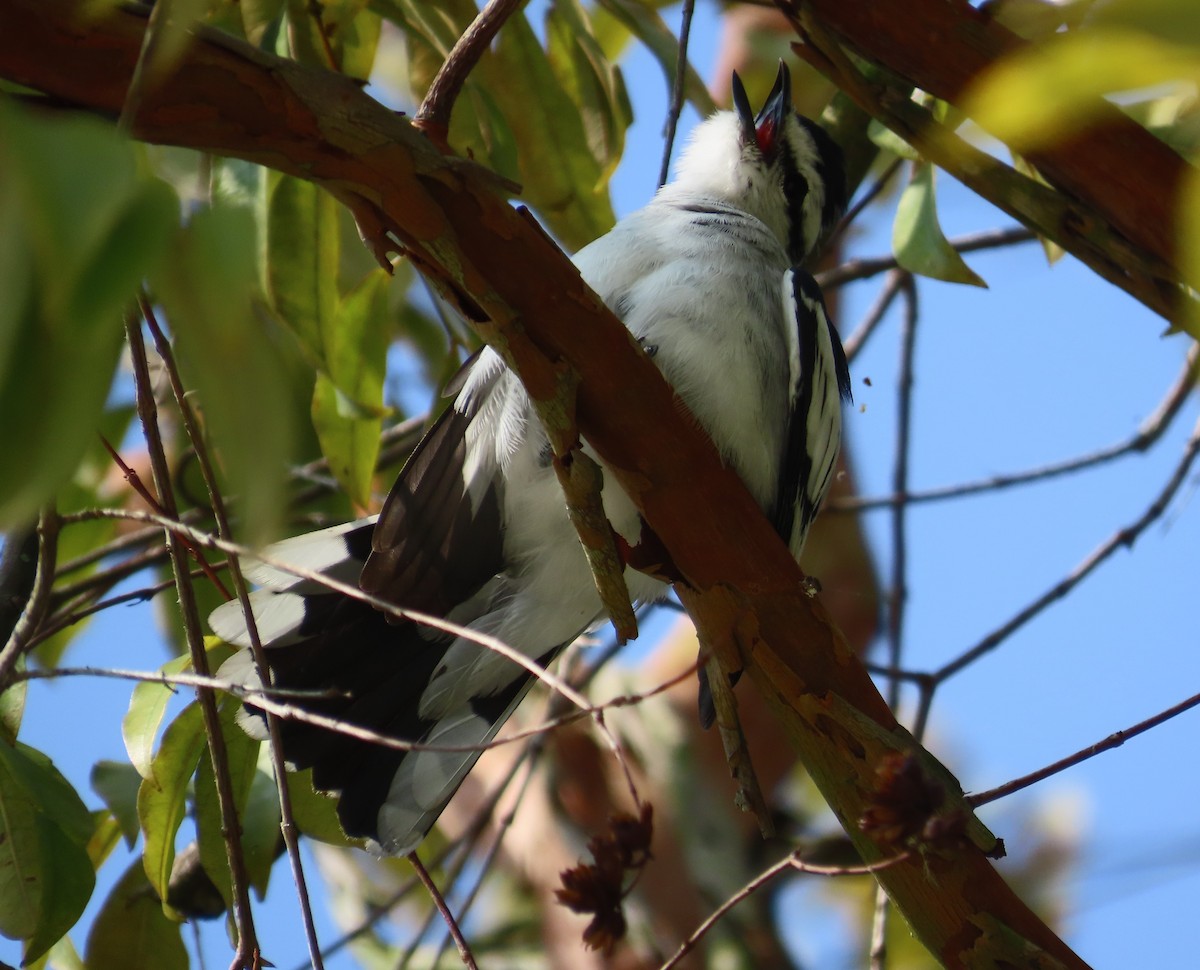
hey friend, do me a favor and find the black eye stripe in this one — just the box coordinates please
[778,135,812,264]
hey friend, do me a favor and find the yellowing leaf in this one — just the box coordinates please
[965,28,1200,150]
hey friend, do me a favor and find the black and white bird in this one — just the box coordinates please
[210,63,851,856]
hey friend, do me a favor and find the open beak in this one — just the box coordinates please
[752,61,792,160]
[731,70,757,148]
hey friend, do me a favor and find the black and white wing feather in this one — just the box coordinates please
[212,351,554,854]
[773,270,852,558]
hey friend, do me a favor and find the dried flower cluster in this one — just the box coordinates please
[555,803,654,952]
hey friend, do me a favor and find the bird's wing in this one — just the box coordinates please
[211,349,541,852]
[774,269,852,557]
[361,348,508,615]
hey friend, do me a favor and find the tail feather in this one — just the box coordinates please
[210,521,562,852]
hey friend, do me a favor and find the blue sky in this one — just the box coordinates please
[7,3,1200,968]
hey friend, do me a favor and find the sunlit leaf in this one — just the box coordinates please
[122,652,195,781]
[286,0,381,78]
[893,163,987,288]
[867,118,920,161]
[547,0,632,185]
[312,270,392,506]
[965,28,1200,150]
[490,13,618,247]
[0,742,94,964]
[83,859,187,970]
[240,0,287,45]
[593,0,715,116]
[261,172,341,367]
[137,701,206,916]
[1092,0,1200,47]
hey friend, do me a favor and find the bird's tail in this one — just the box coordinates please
[209,520,549,855]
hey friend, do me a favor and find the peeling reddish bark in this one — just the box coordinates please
[801,0,1185,272]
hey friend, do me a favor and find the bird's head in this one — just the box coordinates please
[669,62,847,266]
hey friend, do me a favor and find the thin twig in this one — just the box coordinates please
[49,542,171,607]
[0,522,39,650]
[14,665,350,702]
[422,754,542,969]
[830,155,902,248]
[406,852,479,970]
[416,0,527,133]
[125,312,261,970]
[843,268,906,363]
[32,568,202,648]
[53,507,646,775]
[884,274,916,711]
[140,296,326,970]
[0,508,58,690]
[969,688,1200,808]
[818,226,1037,290]
[659,850,912,970]
[99,434,232,599]
[658,0,696,189]
[935,412,1200,683]
[870,273,916,970]
[835,343,1200,512]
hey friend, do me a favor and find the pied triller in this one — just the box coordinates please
[210,62,852,855]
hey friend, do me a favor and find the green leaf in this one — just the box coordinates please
[867,118,920,161]
[0,742,94,964]
[286,770,356,847]
[261,172,341,367]
[86,811,124,872]
[83,859,187,970]
[122,653,195,781]
[593,0,715,116]
[489,13,618,247]
[241,744,283,895]
[311,270,392,506]
[0,103,177,525]
[1,653,26,744]
[286,0,381,78]
[137,701,207,917]
[240,0,287,45]
[90,761,143,848]
[194,699,261,907]
[546,0,632,187]
[892,163,987,288]
[151,202,300,544]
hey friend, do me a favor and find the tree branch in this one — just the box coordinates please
[786,0,1187,277]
